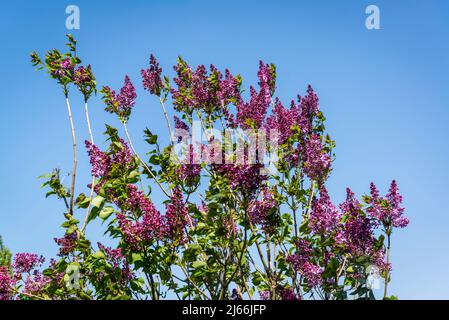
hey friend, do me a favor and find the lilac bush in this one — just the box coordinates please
[0,35,408,300]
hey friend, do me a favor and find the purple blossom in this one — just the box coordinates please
[217,69,241,105]
[367,181,409,229]
[117,76,137,112]
[111,138,134,167]
[214,161,267,198]
[277,286,300,300]
[303,134,331,181]
[23,271,51,295]
[265,98,300,145]
[102,76,137,119]
[310,187,341,234]
[117,185,164,248]
[54,233,77,256]
[286,239,322,287]
[259,290,270,300]
[301,262,323,287]
[339,188,377,257]
[257,60,276,100]
[248,188,277,232]
[0,266,15,300]
[60,58,73,71]
[236,85,270,129]
[174,116,189,131]
[141,54,163,96]
[85,140,111,178]
[164,187,190,245]
[12,253,45,274]
[74,65,92,85]
[173,116,190,143]
[385,180,409,228]
[97,243,134,284]
[298,85,319,135]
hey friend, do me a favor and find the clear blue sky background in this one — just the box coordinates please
[0,0,448,299]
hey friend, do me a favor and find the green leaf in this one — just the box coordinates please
[91,195,105,208]
[99,206,114,220]
[192,261,207,269]
[91,251,105,259]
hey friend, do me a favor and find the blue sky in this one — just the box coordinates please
[1,0,448,299]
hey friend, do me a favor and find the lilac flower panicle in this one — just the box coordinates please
[117,76,137,112]
[97,243,134,283]
[102,76,137,120]
[310,187,341,234]
[0,267,15,300]
[265,98,300,145]
[164,187,190,245]
[303,134,331,181]
[117,185,164,248]
[386,180,409,228]
[298,85,319,135]
[60,58,73,71]
[248,188,277,232]
[141,54,163,96]
[85,141,111,178]
[24,271,51,295]
[12,253,45,274]
[112,138,134,167]
[54,233,77,256]
[367,181,409,228]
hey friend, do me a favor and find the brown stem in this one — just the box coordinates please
[81,102,95,234]
[159,97,174,146]
[383,233,391,299]
[65,98,77,216]
[304,181,315,218]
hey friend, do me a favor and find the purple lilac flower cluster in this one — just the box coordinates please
[97,243,134,284]
[310,187,341,235]
[54,233,77,256]
[368,181,409,228]
[74,65,93,85]
[236,61,274,129]
[265,98,300,145]
[170,58,241,116]
[338,188,389,271]
[85,141,111,178]
[141,54,163,96]
[286,239,323,288]
[214,161,267,198]
[302,134,331,181]
[248,188,277,232]
[117,185,164,249]
[102,76,137,120]
[12,253,45,274]
[23,271,51,296]
[0,266,15,300]
[50,57,74,80]
[164,187,190,245]
[85,139,134,179]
